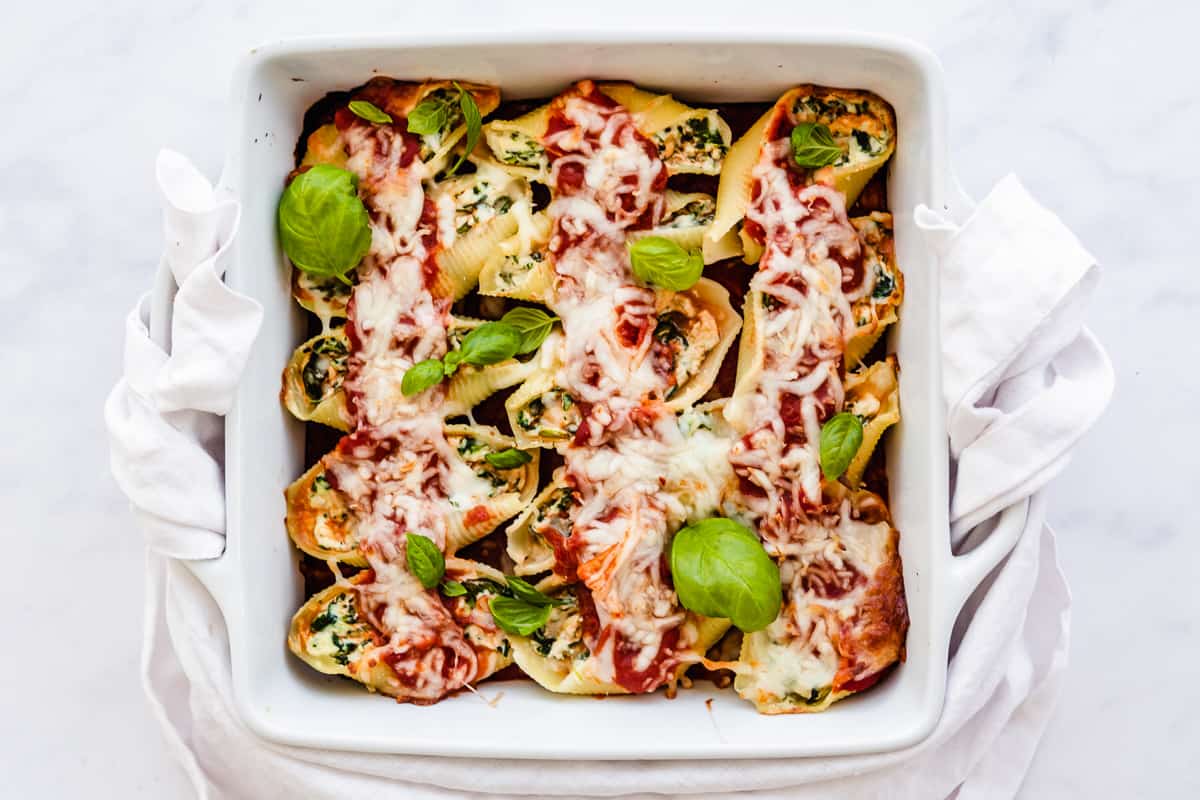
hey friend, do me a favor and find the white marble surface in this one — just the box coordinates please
[2,0,1194,797]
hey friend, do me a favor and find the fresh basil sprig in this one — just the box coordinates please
[405,532,445,589]
[485,448,533,469]
[406,97,453,136]
[628,236,703,291]
[485,577,563,635]
[277,165,372,284]
[790,122,843,168]
[456,321,522,368]
[489,596,552,636]
[451,82,482,175]
[406,83,482,176]
[819,412,864,480]
[499,307,559,354]
[505,576,564,607]
[400,321,523,396]
[440,579,467,597]
[348,100,393,124]
[669,517,781,632]
[401,358,446,397]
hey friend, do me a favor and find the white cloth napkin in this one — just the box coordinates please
[105,157,1112,800]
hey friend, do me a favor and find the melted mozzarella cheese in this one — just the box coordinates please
[326,120,481,701]
[737,503,892,705]
[542,86,722,684]
[724,128,861,535]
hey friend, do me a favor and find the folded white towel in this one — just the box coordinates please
[106,156,1111,799]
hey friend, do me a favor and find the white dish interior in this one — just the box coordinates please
[189,32,978,759]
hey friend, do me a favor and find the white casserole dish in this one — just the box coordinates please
[178,32,1026,760]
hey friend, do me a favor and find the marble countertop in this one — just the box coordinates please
[2,0,1194,797]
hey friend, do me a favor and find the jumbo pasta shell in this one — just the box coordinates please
[598,83,732,176]
[628,191,716,256]
[482,105,552,182]
[443,423,540,553]
[281,327,353,432]
[504,369,581,450]
[505,476,576,576]
[842,355,901,488]
[657,278,742,411]
[429,161,530,300]
[846,212,904,366]
[284,461,365,566]
[706,108,771,247]
[478,208,555,301]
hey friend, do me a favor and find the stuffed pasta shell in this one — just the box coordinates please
[733,485,907,714]
[287,559,514,700]
[507,584,730,696]
[847,212,904,366]
[285,423,539,563]
[482,83,732,182]
[708,84,896,260]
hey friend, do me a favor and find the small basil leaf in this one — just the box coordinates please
[790,122,843,169]
[401,358,446,396]
[819,412,864,480]
[505,576,562,607]
[441,579,467,597]
[628,236,703,291]
[485,448,533,470]
[489,596,553,636]
[348,100,393,124]
[407,96,451,136]
[447,82,483,176]
[405,533,445,589]
[670,517,781,632]
[458,322,521,367]
[442,349,463,375]
[500,307,559,354]
[277,165,372,283]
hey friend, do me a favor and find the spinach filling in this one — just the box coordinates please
[786,686,832,706]
[872,268,895,300]
[308,593,366,666]
[531,627,556,656]
[497,131,545,168]
[516,398,544,431]
[300,336,348,403]
[457,578,513,606]
[654,312,689,347]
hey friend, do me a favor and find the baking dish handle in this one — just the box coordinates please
[944,500,1028,616]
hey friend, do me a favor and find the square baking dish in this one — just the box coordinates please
[180,31,1024,759]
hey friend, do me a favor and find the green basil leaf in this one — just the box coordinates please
[505,576,563,607]
[819,412,863,480]
[489,596,553,636]
[485,448,533,470]
[405,533,445,589]
[348,100,393,124]
[669,517,781,632]
[442,349,463,375]
[499,307,559,354]
[441,579,467,597]
[628,236,703,291]
[401,358,445,396]
[790,122,843,168]
[458,322,521,367]
[407,96,451,136]
[277,165,372,283]
[447,82,483,176]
